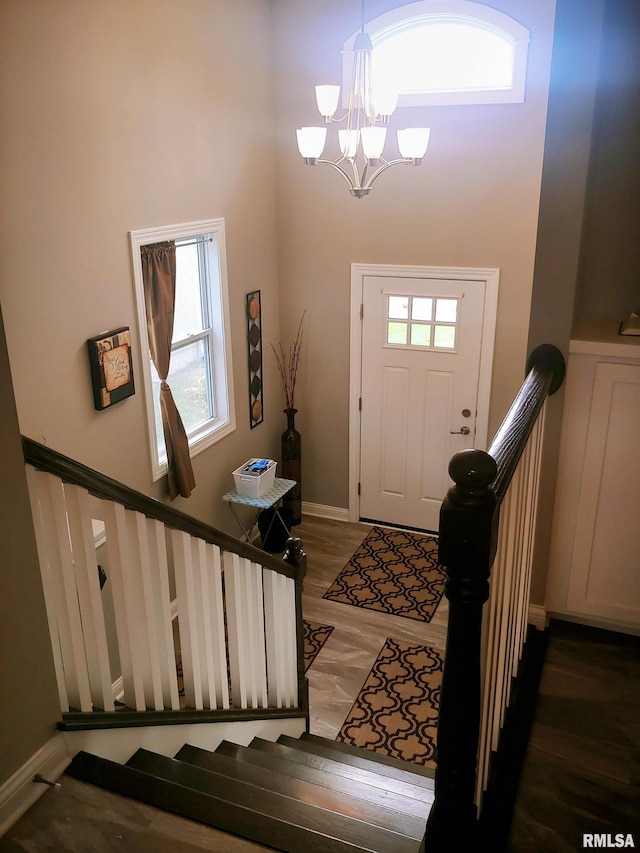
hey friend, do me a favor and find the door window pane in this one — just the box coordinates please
[435,298,457,322]
[434,325,456,348]
[388,296,409,319]
[410,324,432,346]
[412,297,433,321]
[387,322,408,344]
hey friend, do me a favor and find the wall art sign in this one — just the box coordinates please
[87,326,135,410]
[246,290,264,428]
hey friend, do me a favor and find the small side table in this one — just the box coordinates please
[223,477,297,548]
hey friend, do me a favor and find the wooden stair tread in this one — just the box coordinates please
[67,750,422,853]
[178,741,431,821]
[299,733,436,780]
[277,735,434,789]
[126,748,423,851]
[155,746,425,839]
[249,738,433,804]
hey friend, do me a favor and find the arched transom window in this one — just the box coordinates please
[343,1,530,106]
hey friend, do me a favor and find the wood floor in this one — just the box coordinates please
[2,515,638,852]
[507,618,640,852]
[297,516,447,740]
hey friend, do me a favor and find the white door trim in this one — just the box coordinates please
[349,263,499,524]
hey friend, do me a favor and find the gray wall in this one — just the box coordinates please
[0,306,60,784]
[574,0,640,322]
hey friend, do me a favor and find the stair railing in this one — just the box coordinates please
[23,437,308,730]
[424,344,565,851]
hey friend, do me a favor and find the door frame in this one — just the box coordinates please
[348,263,500,524]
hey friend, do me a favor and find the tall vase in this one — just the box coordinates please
[281,408,301,525]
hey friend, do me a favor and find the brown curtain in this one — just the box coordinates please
[141,241,196,500]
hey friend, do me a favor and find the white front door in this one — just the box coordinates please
[355,269,496,532]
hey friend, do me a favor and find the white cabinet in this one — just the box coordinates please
[546,332,640,632]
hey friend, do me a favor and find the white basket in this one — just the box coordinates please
[232,458,277,499]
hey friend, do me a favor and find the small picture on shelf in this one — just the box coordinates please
[618,313,640,336]
[87,327,135,410]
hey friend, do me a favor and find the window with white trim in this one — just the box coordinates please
[130,219,235,481]
[343,0,530,107]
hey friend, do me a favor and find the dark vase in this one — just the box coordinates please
[281,408,301,525]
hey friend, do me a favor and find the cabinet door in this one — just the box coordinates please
[566,362,640,623]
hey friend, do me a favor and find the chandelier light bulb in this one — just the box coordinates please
[315,85,341,120]
[360,126,387,161]
[296,126,327,159]
[397,127,431,160]
[338,129,359,159]
[372,87,398,120]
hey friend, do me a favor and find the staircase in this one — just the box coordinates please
[21,344,566,851]
[66,732,433,852]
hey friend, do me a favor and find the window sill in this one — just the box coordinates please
[151,418,236,483]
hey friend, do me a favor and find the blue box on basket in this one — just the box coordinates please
[232,458,277,499]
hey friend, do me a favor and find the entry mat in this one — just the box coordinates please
[336,637,443,768]
[323,526,445,623]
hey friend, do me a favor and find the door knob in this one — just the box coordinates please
[450,426,471,435]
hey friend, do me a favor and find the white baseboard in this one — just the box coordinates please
[0,733,70,837]
[528,604,548,631]
[301,502,349,522]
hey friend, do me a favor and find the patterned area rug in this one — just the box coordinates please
[303,620,334,672]
[323,526,445,623]
[337,637,443,768]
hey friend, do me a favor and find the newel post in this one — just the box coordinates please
[283,536,310,723]
[424,449,498,852]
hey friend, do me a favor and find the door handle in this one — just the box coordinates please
[450,426,471,435]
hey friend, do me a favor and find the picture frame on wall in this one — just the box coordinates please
[246,290,264,428]
[87,326,135,410]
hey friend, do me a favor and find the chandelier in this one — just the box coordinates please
[295,12,431,199]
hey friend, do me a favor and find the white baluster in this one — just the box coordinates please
[209,544,230,709]
[102,501,146,711]
[172,529,204,710]
[63,484,114,711]
[26,467,70,712]
[146,518,180,711]
[38,472,93,712]
[131,512,165,710]
[224,551,247,708]
[264,569,283,707]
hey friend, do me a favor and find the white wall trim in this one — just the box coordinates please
[301,502,349,522]
[0,733,70,837]
[528,604,548,631]
[349,263,499,525]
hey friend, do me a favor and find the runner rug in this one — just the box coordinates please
[323,526,445,623]
[303,620,334,672]
[336,637,443,768]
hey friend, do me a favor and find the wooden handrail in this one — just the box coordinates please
[488,343,565,503]
[424,344,565,851]
[22,436,298,580]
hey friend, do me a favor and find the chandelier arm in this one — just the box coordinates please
[315,159,360,193]
[361,157,413,190]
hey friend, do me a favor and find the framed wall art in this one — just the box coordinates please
[246,290,264,428]
[87,326,135,410]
